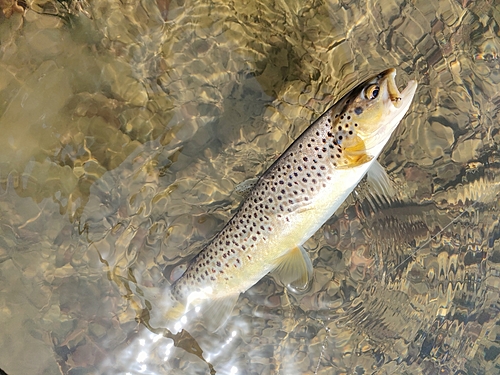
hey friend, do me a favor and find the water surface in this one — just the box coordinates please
[1,0,500,374]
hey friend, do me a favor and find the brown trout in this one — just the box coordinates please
[161,68,418,331]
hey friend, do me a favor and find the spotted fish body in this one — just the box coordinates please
[165,69,418,330]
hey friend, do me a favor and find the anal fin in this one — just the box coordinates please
[272,245,313,294]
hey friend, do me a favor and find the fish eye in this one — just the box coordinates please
[364,85,380,100]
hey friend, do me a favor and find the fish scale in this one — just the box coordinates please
[172,107,353,295]
[164,68,418,331]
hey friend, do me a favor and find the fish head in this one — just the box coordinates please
[335,68,418,160]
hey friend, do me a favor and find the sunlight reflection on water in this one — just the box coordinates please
[0,0,500,374]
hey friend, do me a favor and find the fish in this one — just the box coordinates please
[159,68,418,331]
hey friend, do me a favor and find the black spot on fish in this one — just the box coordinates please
[354,107,363,115]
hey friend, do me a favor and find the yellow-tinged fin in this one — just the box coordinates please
[165,301,187,321]
[340,147,373,168]
[272,245,313,293]
[144,287,188,329]
[201,294,240,332]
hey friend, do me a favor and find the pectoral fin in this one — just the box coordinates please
[201,294,240,332]
[272,245,313,293]
[351,160,396,209]
[366,160,395,198]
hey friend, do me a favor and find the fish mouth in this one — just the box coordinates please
[360,68,418,153]
[382,68,418,109]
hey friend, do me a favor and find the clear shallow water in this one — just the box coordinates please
[1,0,500,374]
